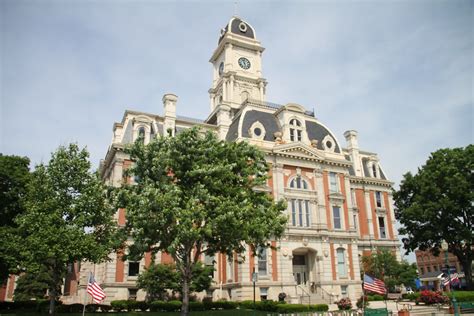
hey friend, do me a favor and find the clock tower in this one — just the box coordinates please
[208,17,267,112]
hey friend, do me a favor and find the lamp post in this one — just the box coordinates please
[441,241,458,316]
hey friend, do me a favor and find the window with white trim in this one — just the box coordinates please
[329,172,338,193]
[337,248,347,277]
[289,119,302,142]
[333,206,342,229]
[341,285,348,296]
[290,199,311,227]
[375,191,383,208]
[258,247,267,276]
[378,216,386,239]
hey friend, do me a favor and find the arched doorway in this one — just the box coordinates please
[292,248,317,290]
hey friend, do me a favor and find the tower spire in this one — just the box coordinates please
[234,1,238,17]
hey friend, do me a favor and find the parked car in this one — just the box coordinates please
[405,287,414,294]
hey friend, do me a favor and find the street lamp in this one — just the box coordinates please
[441,241,458,316]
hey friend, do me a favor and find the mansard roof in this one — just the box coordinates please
[219,17,256,43]
[225,100,341,154]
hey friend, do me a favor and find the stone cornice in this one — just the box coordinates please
[268,143,352,168]
[349,176,393,187]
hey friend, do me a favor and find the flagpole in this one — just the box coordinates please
[82,272,90,316]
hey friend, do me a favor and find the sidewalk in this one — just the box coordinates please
[327,300,459,315]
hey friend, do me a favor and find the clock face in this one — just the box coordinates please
[218,62,224,76]
[238,57,251,70]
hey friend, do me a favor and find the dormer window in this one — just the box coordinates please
[289,119,302,142]
[138,127,145,139]
[372,164,378,178]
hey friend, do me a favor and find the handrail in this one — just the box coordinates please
[315,283,334,304]
[296,284,311,306]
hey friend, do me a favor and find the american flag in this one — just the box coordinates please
[363,274,386,295]
[87,273,106,303]
[442,273,460,287]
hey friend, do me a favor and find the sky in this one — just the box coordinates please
[1,1,473,261]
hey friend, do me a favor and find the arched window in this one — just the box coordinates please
[336,248,347,277]
[289,176,308,190]
[289,119,302,142]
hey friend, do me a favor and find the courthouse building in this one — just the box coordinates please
[59,17,400,305]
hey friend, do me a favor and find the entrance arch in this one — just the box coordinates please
[292,247,318,289]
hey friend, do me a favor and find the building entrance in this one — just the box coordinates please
[292,254,309,285]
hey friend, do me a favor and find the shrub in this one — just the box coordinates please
[85,303,113,312]
[276,304,308,313]
[126,300,142,311]
[402,292,420,301]
[149,300,182,312]
[357,295,369,308]
[0,301,15,311]
[110,300,129,311]
[238,300,256,310]
[447,291,474,302]
[309,304,329,312]
[417,290,449,305]
[136,301,148,311]
[255,300,278,312]
[368,294,385,301]
[336,297,352,310]
[12,300,38,311]
[189,301,205,311]
[210,300,238,310]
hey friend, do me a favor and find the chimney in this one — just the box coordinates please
[344,130,362,177]
[344,130,359,150]
[163,93,178,136]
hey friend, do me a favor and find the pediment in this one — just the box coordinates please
[272,143,325,161]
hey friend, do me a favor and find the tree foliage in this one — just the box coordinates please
[15,144,120,314]
[13,262,55,301]
[0,154,30,283]
[394,145,473,289]
[362,250,418,291]
[117,128,287,315]
[137,262,213,301]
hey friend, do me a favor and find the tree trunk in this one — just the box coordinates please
[180,266,191,316]
[49,264,60,315]
[460,257,473,290]
[48,287,56,315]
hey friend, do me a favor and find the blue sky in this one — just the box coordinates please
[1,1,473,260]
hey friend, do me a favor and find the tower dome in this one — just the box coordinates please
[218,16,256,43]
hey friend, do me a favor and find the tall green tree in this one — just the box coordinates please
[13,261,55,301]
[137,262,213,301]
[394,145,473,289]
[118,128,287,316]
[0,154,30,283]
[362,250,418,291]
[15,144,119,314]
